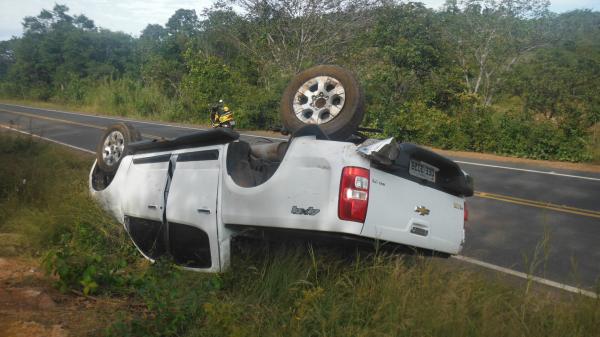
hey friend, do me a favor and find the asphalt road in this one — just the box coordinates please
[1,103,599,291]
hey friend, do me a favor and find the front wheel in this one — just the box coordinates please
[96,123,142,173]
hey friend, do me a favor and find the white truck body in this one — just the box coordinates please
[90,131,471,272]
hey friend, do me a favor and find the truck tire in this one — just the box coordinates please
[280,65,364,141]
[96,123,142,173]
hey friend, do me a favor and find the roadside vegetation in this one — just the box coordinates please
[1,134,599,336]
[0,1,599,162]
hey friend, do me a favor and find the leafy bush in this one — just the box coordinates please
[377,101,592,162]
[42,218,137,295]
[108,259,220,337]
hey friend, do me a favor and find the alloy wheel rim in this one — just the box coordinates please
[293,76,346,125]
[102,130,125,166]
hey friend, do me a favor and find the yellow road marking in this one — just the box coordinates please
[0,108,162,140]
[477,192,600,215]
[475,191,600,219]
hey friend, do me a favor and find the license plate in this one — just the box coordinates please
[409,160,438,183]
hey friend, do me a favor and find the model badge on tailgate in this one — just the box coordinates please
[291,206,320,216]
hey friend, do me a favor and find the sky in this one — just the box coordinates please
[1,0,599,41]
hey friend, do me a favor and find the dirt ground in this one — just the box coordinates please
[0,256,126,337]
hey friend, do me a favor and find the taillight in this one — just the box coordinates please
[338,167,370,223]
[464,202,469,222]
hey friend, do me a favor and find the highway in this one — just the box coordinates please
[1,102,599,293]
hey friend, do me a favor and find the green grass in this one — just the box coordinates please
[0,133,599,337]
[0,133,100,250]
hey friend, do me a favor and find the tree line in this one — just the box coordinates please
[0,0,598,161]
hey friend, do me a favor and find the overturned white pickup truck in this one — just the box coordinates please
[89,65,473,272]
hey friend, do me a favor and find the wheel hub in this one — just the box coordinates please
[314,97,327,109]
[102,130,125,167]
[293,76,345,125]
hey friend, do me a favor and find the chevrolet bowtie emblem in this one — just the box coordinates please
[414,206,430,216]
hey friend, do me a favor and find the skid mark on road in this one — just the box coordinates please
[475,191,600,219]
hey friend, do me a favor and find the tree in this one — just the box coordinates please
[141,24,168,44]
[509,10,600,124]
[229,0,381,73]
[0,40,15,80]
[443,0,551,105]
[166,9,200,37]
[137,9,201,97]
[22,4,95,35]
[5,4,136,99]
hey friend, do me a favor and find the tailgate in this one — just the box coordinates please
[361,168,465,254]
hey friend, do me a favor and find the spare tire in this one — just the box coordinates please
[280,65,364,141]
[96,123,142,173]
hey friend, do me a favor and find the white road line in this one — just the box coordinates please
[455,160,600,182]
[453,255,598,298]
[2,103,599,180]
[0,124,95,154]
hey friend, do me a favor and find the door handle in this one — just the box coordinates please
[197,208,211,214]
[147,205,158,210]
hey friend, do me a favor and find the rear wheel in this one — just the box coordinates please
[280,65,364,141]
[96,123,142,173]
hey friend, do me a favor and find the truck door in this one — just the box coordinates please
[166,149,229,272]
[121,153,171,221]
[120,153,172,259]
